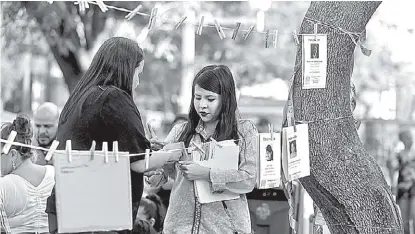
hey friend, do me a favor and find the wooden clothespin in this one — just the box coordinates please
[273,30,279,48]
[66,140,72,162]
[232,22,241,40]
[2,131,17,154]
[125,4,142,20]
[244,25,255,40]
[103,142,109,163]
[45,140,59,161]
[113,141,119,162]
[268,123,274,140]
[95,0,108,13]
[292,30,300,45]
[313,23,318,40]
[175,16,187,29]
[145,149,150,170]
[90,140,96,161]
[213,19,226,40]
[197,16,204,35]
[209,137,223,148]
[148,8,158,30]
[75,1,89,14]
[265,29,270,48]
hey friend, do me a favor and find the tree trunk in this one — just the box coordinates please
[286,2,403,233]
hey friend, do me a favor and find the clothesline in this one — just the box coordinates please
[70,1,365,39]
[0,114,357,158]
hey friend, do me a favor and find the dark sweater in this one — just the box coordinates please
[45,86,150,231]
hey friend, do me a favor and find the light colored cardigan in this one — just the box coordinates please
[147,120,258,234]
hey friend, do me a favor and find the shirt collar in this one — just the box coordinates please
[195,120,210,140]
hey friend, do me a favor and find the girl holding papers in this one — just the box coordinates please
[146,65,258,234]
[45,37,183,234]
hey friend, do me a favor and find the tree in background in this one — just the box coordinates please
[285,1,403,233]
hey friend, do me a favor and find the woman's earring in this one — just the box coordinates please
[12,160,16,171]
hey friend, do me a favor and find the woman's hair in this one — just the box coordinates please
[139,193,166,232]
[266,144,273,159]
[1,114,33,159]
[178,65,239,147]
[60,37,144,123]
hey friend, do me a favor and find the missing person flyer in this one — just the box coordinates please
[257,133,281,189]
[302,34,328,89]
[282,124,310,181]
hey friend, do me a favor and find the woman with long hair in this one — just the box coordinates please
[45,37,182,234]
[1,114,55,233]
[146,65,258,234]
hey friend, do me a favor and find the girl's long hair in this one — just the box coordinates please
[60,37,144,123]
[178,65,239,146]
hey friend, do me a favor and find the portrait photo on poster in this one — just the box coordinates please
[265,144,273,161]
[310,43,319,59]
[289,139,297,159]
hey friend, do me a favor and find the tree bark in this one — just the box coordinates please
[286,2,403,233]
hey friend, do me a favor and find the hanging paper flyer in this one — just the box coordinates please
[282,124,310,181]
[256,133,281,189]
[302,34,327,89]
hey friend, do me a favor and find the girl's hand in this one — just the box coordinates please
[178,161,210,181]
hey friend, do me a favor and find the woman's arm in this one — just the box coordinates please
[145,123,186,187]
[209,120,258,194]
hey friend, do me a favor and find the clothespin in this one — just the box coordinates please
[268,123,274,140]
[113,141,119,162]
[145,149,150,170]
[66,140,72,162]
[313,23,318,40]
[197,16,204,35]
[209,137,223,148]
[265,29,270,48]
[213,19,226,40]
[95,0,108,13]
[243,25,255,40]
[232,22,241,40]
[74,1,89,14]
[147,8,158,30]
[175,16,187,29]
[273,30,279,48]
[292,30,300,45]
[103,142,109,163]
[45,140,59,161]
[47,1,53,4]
[90,140,96,161]
[125,4,142,20]
[2,131,17,154]
[137,28,149,44]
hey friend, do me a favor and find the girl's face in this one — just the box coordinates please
[194,85,222,124]
[133,60,145,89]
[266,151,271,161]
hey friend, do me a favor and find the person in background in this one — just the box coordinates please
[396,130,415,234]
[132,220,157,234]
[146,65,258,234]
[1,114,55,234]
[256,117,270,134]
[33,102,59,165]
[136,193,167,233]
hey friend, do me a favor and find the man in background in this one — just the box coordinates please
[33,102,59,165]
